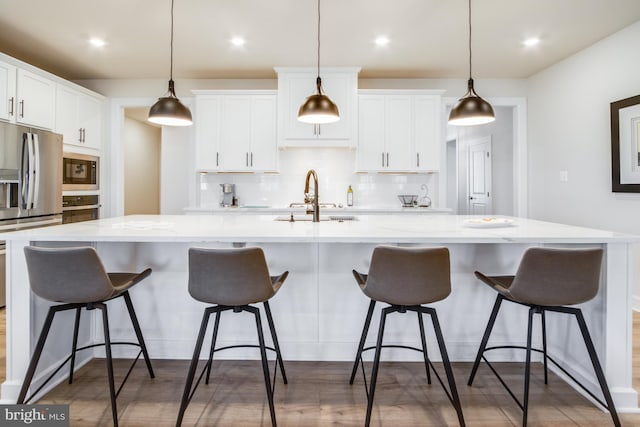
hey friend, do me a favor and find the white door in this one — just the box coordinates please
[16,69,55,129]
[250,95,277,171]
[220,96,252,171]
[384,95,412,171]
[468,137,492,215]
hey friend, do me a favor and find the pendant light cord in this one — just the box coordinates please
[317,0,321,79]
[170,0,175,81]
[468,0,472,80]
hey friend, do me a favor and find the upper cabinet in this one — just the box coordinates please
[16,69,55,129]
[357,90,443,173]
[0,60,17,122]
[55,84,104,151]
[275,67,359,148]
[193,90,278,173]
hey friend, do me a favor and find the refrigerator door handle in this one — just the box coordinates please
[20,132,29,209]
[26,133,36,209]
[31,133,40,209]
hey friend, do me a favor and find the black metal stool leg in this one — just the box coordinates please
[522,307,535,427]
[350,299,376,384]
[249,305,277,427]
[264,300,288,384]
[17,306,60,404]
[365,306,391,427]
[574,309,622,427]
[417,310,432,385]
[176,307,214,427]
[468,294,503,385]
[98,303,119,427]
[541,309,548,385]
[123,291,155,379]
[68,307,82,384]
[205,310,221,385]
[428,308,466,427]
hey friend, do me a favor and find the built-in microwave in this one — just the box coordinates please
[62,153,99,191]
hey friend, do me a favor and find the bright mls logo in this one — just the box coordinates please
[1,405,69,426]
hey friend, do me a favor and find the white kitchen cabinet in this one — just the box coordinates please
[194,91,277,172]
[0,60,17,122]
[414,95,442,172]
[55,84,103,151]
[194,95,221,171]
[16,68,55,129]
[357,90,443,173]
[357,94,413,172]
[275,67,359,148]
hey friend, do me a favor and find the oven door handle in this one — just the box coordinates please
[62,204,101,211]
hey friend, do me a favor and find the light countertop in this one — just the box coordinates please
[3,214,636,244]
[184,205,452,214]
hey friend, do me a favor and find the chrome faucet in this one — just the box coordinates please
[304,169,320,222]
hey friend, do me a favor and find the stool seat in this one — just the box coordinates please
[468,247,620,427]
[18,246,155,427]
[177,247,288,427]
[350,246,465,427]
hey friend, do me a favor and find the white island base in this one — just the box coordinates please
[1,214,638,412]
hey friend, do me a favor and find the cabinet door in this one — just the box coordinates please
[414,95,441,171]
[194,96,221,171]
[357,95,386,171]
[78,94,103,150]
[16,69,55,129]
[384,95,413,171]
[55,85,81,146]
[278,70,356,147]
[0,60,16,122]
[250,95,277,171]
[220,96,251,171]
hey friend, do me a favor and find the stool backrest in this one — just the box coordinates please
[188,247,274,306]
[364,246,451,306]
[24,246,114,303]
[509,247,604,306]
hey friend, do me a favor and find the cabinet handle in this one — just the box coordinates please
[216,152,219,167]
[250,152,253,167]
[417,152,420,167]
[19,100,24,118]
[83,128,86,142]
[381,152,385,167]
[318,124,321,136]
[386,152,389,167]
[313,124,317,136]
[8,97,14,116]
[78,128,83,142]
[246,152,249,167]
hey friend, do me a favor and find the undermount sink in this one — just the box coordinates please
[274,215,358,222]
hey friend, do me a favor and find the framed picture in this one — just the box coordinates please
[611,94,640,192]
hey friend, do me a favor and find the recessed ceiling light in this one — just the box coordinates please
[231,37,246,47]
[523,37,540,47]
[88,38,106,48]
[375,36,390,46]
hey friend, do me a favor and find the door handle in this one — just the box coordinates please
[469,196,475,200]
[386,152,389,167]
[381,152,385,167]
[246,152,249,167]
[78,128,83,142]
[8,97,14,116]
[417,152,420,167]
[250,152,253,167]
[216,152,219,167]
[19,100,24,118]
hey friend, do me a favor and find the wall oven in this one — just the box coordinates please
[62,194,100,224]
[63,152,99,191]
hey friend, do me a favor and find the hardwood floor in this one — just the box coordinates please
[1,308,640,426]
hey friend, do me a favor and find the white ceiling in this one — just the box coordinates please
[1,0,640,81]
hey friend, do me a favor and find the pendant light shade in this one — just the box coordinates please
[298,0,339,124]
[148,0,192,127]
[448,0,495,126]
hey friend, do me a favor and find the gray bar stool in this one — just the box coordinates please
[18,246,155,427]
[467,247,620,427]
[349,246,465,427]
[176,247,289,427]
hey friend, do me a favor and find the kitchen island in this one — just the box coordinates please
[1,214,638,411]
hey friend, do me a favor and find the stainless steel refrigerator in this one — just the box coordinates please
[0,122,63,307]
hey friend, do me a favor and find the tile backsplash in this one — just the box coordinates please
[197,148,438,208]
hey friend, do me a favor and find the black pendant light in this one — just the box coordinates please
[448,0,495,126]
[148,0,193,127]
[298,0,339,124]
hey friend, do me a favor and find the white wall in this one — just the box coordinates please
[527,20,640,306]
[123,117,161,214]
